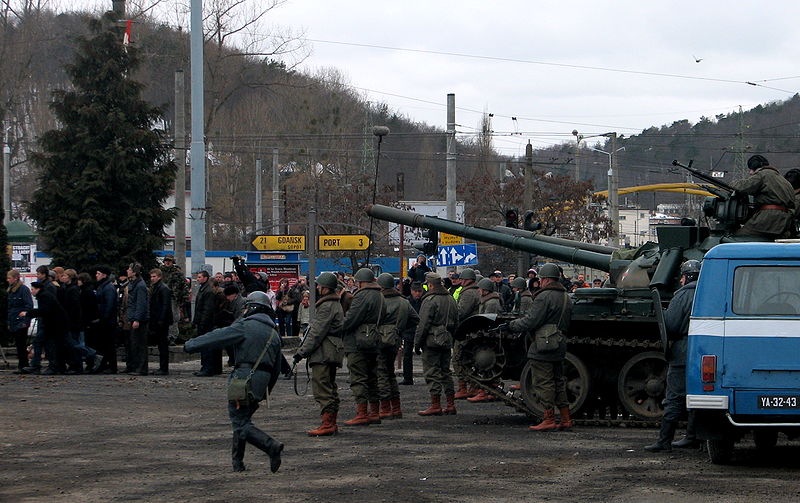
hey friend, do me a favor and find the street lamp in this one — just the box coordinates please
[588,134,624,247]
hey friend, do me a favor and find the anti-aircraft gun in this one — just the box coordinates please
[366,160,764,421]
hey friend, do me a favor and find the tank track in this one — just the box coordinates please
[461,372,660,428]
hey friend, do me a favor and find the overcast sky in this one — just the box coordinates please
[261,1,800,156]
[74,1,800,157]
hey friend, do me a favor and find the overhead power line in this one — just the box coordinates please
[306,38,798,94]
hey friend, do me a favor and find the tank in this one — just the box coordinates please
[366,160,765,421]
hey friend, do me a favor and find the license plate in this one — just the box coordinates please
[758,395,800,409]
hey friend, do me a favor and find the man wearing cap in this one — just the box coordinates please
[340,268,387,426]
[376,273,419,420]
[506,262,573,432]
[184,291,284,473]
[732,154,796,238]
[414,272,459,416]
[453,268,480,399]
[20,280,68,375]
[293,272,345,436]
[400,281,424,385]
[489,271,513,311]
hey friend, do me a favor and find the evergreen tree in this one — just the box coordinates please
[28,13,175,273]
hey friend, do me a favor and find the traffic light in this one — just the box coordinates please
[414,229,438,256]
[505,208,519,228]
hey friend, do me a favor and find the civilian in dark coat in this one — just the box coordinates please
[93,266,119,373]
[24,281,69,375]
[149,268,174,375]
[193,270,220,376]
[126,263,150,376]
[60,269,102,373]
[26,266,58,372]
[7,269,33,371]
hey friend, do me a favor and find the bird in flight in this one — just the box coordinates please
[693,55,703,63]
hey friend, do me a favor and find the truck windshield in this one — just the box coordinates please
[732,266,800,315]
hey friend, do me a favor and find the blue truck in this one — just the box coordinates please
[686,242,800,464]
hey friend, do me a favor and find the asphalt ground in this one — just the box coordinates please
[2,353,800,503]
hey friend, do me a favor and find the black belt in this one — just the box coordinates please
[237,363,271,372]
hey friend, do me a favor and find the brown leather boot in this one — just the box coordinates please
[467,389,497,402]
[307,412,338,436]
[443,393,457,415]
[530,409,559,432]
[368,401,382,424]
[454,381,471,399]
[343,403,371,426]
[379,399,394,420]
[390,397,403,419]
[558,407,574,430]
[418,394,443,416]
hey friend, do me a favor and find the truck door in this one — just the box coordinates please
[724,263,800,393]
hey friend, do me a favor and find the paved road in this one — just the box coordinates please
[1,357,799,503]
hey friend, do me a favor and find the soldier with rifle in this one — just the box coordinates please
[731,155,796,238]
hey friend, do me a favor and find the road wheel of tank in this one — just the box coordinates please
[459,336,506,383]
[753,429,778,451]
[707,437,735,465]
[520,352,591,419]
[617,351,667,420]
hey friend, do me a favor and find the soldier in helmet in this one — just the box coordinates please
[414,272,458,416]
[645,259,701,452]
[293,272,344,437]
[506,262,573,432]
[184,291,284,473]
[375,273,419,420]
[340,268,387,426]
[453,268,479,399]
[512,277,534,313]
[732,155,796,238]
[477,278,502,314]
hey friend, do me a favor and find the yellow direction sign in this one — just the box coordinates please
[252,235,306,251]
[318,234,371,251]
[439,232,463,246]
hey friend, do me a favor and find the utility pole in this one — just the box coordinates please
[189,0,206,274]
[3,124,10,224]
[572,130,582,182]
[518,140,534,276]
[734,105,746,180]
[445,93,456,273]
[174,69,187,272]
[609,132,620,247]
[272,147,280,234]
[308,207,317,318]
[255,158,262,232]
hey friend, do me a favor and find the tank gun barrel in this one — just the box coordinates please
[490,226,617,255]
[367,204,611,272]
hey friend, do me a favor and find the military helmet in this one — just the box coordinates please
[459,268,476,281]
[244,291,271,308]
[377,273,395,289]
[475,274,484,283]
[538,263,561,279]
[511,277,528,289]
[316,272,338,290]
[680,259,701,276]
[477,278,494,291]
[353,268,375,282]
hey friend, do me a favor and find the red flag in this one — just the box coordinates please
[123,20,132,45]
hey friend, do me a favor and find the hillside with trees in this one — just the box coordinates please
[2,1,799,273]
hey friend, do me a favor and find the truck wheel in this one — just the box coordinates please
[753,430,778,451]
[707,438,734,464]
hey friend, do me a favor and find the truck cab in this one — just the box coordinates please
[687,242,800,463]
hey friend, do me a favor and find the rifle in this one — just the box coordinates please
[672,159,737,196]
[292,324,312,396]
